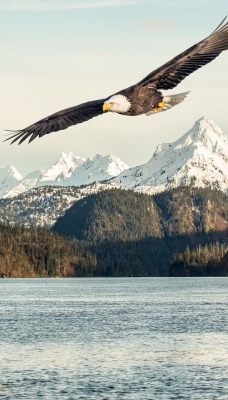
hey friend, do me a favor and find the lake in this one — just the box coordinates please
[0,277,227,399]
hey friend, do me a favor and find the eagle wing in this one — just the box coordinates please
[5,99,105,144]
[138,17,228,90]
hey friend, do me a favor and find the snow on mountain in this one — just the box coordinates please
[1,152,128,198]
[112,117,228,194]
[37,151,85,185]
[0,165,22,197]
[3,152,86,198]
[36,153,129,188]
[4,170,44,199]
[0,183,114,227]
[61,154,129,187]
[1,117,228,199]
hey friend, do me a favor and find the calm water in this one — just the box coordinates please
[0,278,227,400]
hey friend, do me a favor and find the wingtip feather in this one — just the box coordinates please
[211,16,227,34]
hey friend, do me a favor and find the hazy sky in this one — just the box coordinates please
[0,0,227,175]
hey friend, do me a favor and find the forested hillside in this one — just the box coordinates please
[153,187,228,236]
[53,187,228,241]
[53,189,162,242]
[52,187,228,276]
[0,224,97,278]
[1,187,228,278]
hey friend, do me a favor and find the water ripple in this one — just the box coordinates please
[0,277,227,399]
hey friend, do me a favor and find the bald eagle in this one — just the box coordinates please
[6,17,228,145]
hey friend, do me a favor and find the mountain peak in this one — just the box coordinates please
[4,164,23,180]
[64,153,129,186]
[194,115,221,127]
[38,152,85,184]
[191,116,225,140]
[112,117,228,194]
[59,151,85,165]
[1,117,228,198]
[178,116,228,156]
[153,117,226,159]
[0,164,23,197]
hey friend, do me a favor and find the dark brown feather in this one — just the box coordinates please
[137,17,228,90]
[5,99,105,144]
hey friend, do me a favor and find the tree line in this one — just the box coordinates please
[170,242,228,276]
[1,187,228,277]
[0,223,97,278]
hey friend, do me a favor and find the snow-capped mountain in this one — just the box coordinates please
[61,154,129,187]
[4,170,43,198]
[37,152,85,185]
[0,165,23,197]
[4,152,85,198]
[1,117,228,199]
[112,117,228,194]
[2,152,129,198]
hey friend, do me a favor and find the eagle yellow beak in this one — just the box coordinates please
[103,102,111,112]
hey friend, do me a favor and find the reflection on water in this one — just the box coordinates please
[0,278,228,399]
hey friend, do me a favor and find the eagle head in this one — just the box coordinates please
[103,94,131,113]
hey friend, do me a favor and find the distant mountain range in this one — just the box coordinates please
[112,117,228,193]
[1,153,129,198]
[1,116,228,198]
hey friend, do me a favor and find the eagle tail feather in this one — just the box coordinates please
[146,91,190,116]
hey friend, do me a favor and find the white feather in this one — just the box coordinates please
[107,94,131,113]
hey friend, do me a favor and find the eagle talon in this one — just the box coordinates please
[152,101,165,112]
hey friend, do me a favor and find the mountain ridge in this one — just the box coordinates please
[111,117,228,193]
[1,116,228,198]
[2,153,128,198]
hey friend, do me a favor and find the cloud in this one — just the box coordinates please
[0,0,137,11]
[143,19,173,31]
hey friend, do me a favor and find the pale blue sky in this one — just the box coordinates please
[0,0,227,174]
